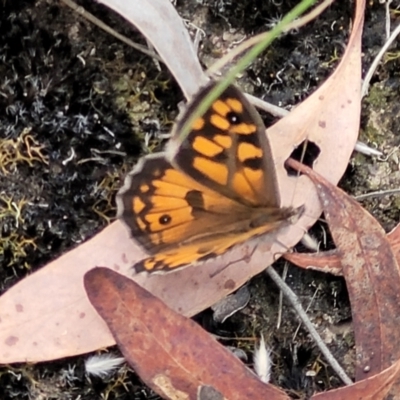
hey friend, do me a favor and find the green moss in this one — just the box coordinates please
[364,85,391,108]
[351,151,367,167]
[359,125,385,146]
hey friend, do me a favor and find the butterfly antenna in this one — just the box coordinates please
[209,245,259,279]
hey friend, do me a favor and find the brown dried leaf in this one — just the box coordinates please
[283,250,342,275]
[311,358,400,400]
[284,222,400,276]
[388,223,400,268]
[84,267,290,400]
[0,0,366,363]
[287,158,400,382]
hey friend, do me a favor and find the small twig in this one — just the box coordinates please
[385,0,393,40]
[60,0,163,62]
[362,20,400,98]
[276,262,289,329]
[266,266,353,385]
[293,285,320,340]
[354,141,383,157]
[286,0,334,31]
[354,188,400,201]
[377,145,400,162]
[245,93,289,118]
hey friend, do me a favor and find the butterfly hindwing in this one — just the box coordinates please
[134,226,286,272]
[117,153,258,256]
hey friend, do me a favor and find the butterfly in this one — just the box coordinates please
[116,81,299,273]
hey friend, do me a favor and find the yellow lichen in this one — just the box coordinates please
[0,128,48,173]
[0,197,28,227]
[92,170,126,224]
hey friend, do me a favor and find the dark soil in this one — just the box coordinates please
[1,0,399,399]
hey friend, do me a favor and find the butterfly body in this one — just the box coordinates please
[117,82,298,273]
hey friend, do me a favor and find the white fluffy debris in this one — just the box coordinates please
[85,353,125,378]
[254,335,272,384]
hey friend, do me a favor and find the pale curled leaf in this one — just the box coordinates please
[97,0,208,100]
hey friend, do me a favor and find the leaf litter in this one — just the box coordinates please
[0,0,397,398]
[84,157,400,399]
[0,0,364,367]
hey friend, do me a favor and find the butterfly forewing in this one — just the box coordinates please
[167,83,281,208]
[117,154,260,255]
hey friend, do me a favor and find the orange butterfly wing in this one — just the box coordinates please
[117,83,295,272]
[168,83,281,207]
[117,156,251,251]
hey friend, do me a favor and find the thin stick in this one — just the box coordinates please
[276,262,289,329]
[385,0,393,40]
[266,266,353,385]
[362,20,400,98]
[60,0,163,62]
[354,188,400,201]
[292,285,320,340]
[245,93,289,118]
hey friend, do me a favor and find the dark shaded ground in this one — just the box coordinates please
[1,0,399,398]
